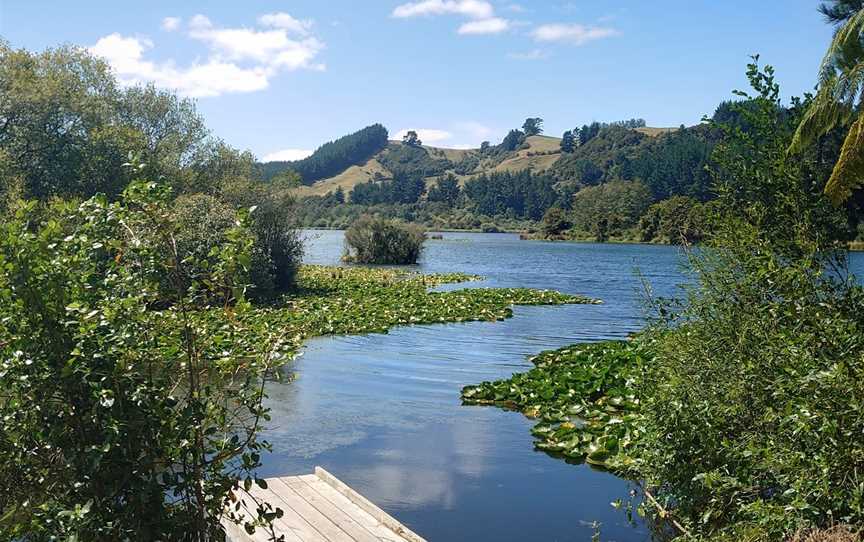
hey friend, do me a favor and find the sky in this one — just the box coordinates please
[0,1,837,161]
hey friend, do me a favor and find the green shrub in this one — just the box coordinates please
[170,193,246,303]
[343,215,425,264]
[540,207,572,237]
[220,177,304,300]
[638,60,864,539]
[0,181,283,540]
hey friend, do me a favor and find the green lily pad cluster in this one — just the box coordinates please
[191,265,599,361]
[462,340,649,474]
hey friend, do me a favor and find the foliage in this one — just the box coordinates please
[500,129,526,151]
[627,126,715,200]
[550,125,648,185]
[0,43,258,202]
[540,207,572,237]
[426,174,461,207]
[462,341,645,474]
[170,193,249,304]
[262,124,388,185]
[0,43,129,199]
[221,177,304,299]
[522,117,544,136]
[637,59,864,539]
[464,170,561,220]
[790,6,864,204]
[560,130,577,153]
[570,180,653,241]
[0,182,284,541]
[343,215,426,264]
[638,195,711,244]
[402,130,422,147]
[203,265,595,359]
[376,142,451,179]
[349,171,427,205]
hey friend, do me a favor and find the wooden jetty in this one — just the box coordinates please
[223,466,427,542]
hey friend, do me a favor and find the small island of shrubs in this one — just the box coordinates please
[343,215,426,264]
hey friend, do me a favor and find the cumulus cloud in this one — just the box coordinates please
[262,148,313,162]
[393,123,498,148]
[393,128,453,144]
[258,12,313,35]
[458,17,509,35]
[90,13,324,98]
[161,17,181,31]
[392,0,493,19]
[531,23,619,45]
[392,0,509,36]
[454,121,495,140]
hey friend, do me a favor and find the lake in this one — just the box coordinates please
[259,231,864,542]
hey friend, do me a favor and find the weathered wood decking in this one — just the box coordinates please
[223,467,426,542]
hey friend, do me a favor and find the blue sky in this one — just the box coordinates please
[1,1,835,161]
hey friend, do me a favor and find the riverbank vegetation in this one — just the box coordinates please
[463,55,864,541]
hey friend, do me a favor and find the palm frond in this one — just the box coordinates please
[790,78,850,155]
[825,111,864,204]
[819,1,864,25]
[817,9,864,85]
[791,9,864,155]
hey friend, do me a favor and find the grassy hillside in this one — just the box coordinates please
[293,134,567,196]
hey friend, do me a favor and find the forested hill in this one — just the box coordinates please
[259,121,704,200]
[260,123,389,185]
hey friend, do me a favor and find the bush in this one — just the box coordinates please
[0,181,283,540]
[570,179,653,241]
[638,195,710,244]
[343,215,425,264]
[540,207,572,237]
[171,193,246,303]
[637,60,864,539]
[220,177,304,300]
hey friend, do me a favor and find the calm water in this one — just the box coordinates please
[259,231,864,542]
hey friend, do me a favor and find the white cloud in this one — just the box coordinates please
[531,23,619,45]
[161,17,181,31]
[90,12,324,98]
[394,128,453,144]
[262,148,313,162]
[508,49,548,60]
[90,33,270,98]
[454,121,495,140]
[392,0,510,36]
[258,12,313,35]
[458,17,509,35]
[392,0,493,19]
[187,14,323,66]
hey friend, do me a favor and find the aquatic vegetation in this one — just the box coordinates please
[193,265,599,361]
[461,341,648,474]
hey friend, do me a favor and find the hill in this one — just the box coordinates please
[290,134,566,197]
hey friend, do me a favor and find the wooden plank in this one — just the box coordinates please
[223,487,303,542]
[280,476,383,542]
[243,482,323,542]
[314,467,426,542]
[266,477,358,542]
[297,476,409,542]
